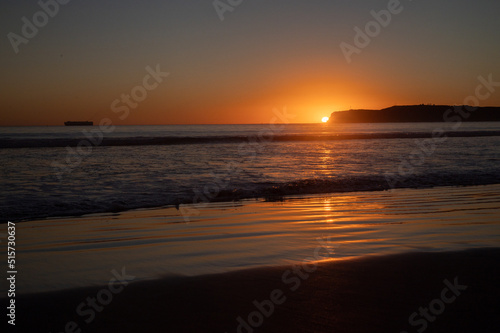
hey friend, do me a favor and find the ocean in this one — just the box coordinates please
[2,121,500,294]
[1,122,500,222]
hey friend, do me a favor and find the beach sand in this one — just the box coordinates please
[5,184,500,332]
[10,184,500,295]
[12,248,500,332]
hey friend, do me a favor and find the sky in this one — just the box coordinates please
[1,0,500,125]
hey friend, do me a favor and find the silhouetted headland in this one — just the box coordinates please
[329,105,500,123]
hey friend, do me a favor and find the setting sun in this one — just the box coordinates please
[321,117,329,123]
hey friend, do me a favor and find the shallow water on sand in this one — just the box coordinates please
[9,184,500,294]
[2,122,500,222]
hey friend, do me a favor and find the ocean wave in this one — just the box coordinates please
[2,131,500,148]
[2,172,500,223]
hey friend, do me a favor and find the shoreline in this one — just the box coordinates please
[7,184,500,295]
[6,182,500,224]
[10,248,500,332]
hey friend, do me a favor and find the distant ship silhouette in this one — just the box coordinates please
[64,121,93,126]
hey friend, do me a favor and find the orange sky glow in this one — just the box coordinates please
[1,1,499,126]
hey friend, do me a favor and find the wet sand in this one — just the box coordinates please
[12,248,500,332]
[10,184,500,295]
[5,184,500,332]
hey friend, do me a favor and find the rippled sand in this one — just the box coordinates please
[11,184,500,295]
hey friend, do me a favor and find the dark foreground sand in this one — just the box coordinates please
[10,248,500,333]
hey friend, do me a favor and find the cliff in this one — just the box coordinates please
[329,105,500,123]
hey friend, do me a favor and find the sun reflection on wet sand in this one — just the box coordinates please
[13,184,500,294]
